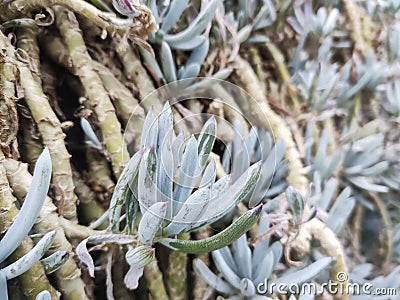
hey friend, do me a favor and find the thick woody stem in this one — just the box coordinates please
[55,6,130,178]
[0,0,156,38]
[4,158,90,300]
[16,27,78,221]
[114,40,163,112]
[144,259,169,300]
[0,151,60,299]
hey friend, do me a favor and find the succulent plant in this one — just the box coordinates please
[0,149,67,300]
[194,208,333,299]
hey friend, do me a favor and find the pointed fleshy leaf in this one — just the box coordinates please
[40,250,69,275]
[173,135,200,206]
[327,187,355,234]
[140,107,158,149]
[167,35,207,51]
[165,185,211,235]
[160,41,177,83]
[109,150,143,232]
[124,266,144,290]
[161,0,190,32]
[231,234,252,279]
[163,0,220,47]
[199,160,216,189]
[0,148,52,264]
[193,258,234,294]
[269,257,333,293]
[347,176,389,193]
[140,46,164,80]
[219,246,239,274]
[138,202,167,245]
[188,163,261,231]
[197,116,217,169]
[76,234,136,278]
[138,148,158,213]
[185,38,210,67]
[212,249,241,288]
[253,251,274,285]
[80,118,101,147]
[159,205,262,254]
[3,231,56,280]
[172,131,184,172]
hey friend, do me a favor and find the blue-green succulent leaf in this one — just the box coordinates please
[0,148,52,264]
[193,258,234,294]
[161,0,190,32]
[3,231,56,280]
[138,202,167,245]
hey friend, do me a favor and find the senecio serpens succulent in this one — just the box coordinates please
[77,102,265,289]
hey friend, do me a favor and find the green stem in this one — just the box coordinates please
[144,259,169,300]
[167,233,189,300]
[16,27,78,221]
[55,6,130,178]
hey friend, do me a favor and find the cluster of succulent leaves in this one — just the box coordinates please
[0,150,67,300]
[1,0,400,298]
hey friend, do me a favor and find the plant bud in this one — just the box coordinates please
[125,245,155,268]
[112,0,140,17]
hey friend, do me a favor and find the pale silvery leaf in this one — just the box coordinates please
[160,0,190,32]
[219,246,239,274]
[172,131,184,172]
[347,176,389,193]
[35,291,51,300]
[285,186,305,222]
[167,35,207,51]
[197,116,217,169]
[0,148,52,264]
[185,38,210,68]
[253,251,274,285]
[178,64,201,81]
[80,118,101,148]
[109,149,143,232]
[163,0,220,49]
[138,202,167,245]
[231,234,251,279]
[193,258,234,294]
[138,147,158,213]
[124,266,144,290]
[0,271,7,300]
[76,234,136,278]
[240,278,256,297]
[211,174,231,198]
[188,162,261,231]
[160,41,177,83]
[199,160,216,189]
[173,135,199,206]
[212,249,241,288]
[165,185,211,235]
[40,250,69,274]
[140,106,158,149]
[139,46,164,81]
[3,231,56,280]
[269,257,333,293]
[327,187,354,234]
